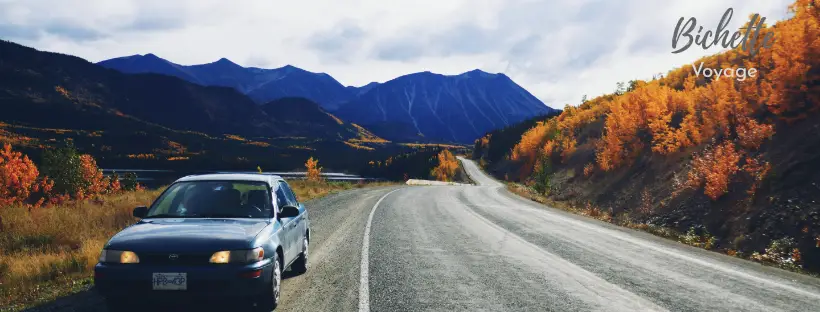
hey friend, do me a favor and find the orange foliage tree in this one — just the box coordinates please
[762,0,820,119]
[511,121,554,179]
[431,150,459,182]
[305,157,323,182]
[686,141,743,200]
[0,144,53,208]
[0,143,139,208]
[79,154,119,198]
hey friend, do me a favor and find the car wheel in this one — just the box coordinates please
[256,252,282,311]
[291,236,309,274]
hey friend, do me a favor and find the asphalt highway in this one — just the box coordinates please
[25,158,820,312]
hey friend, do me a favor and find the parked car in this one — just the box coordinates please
[94,173,310,311]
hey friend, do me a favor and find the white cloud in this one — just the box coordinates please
[0,0,794,108]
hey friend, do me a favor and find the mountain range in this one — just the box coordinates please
[99,54,556,143]
[335,70,554,143]
[0,40,365,141]
[98,55,354,111]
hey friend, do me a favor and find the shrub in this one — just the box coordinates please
[305,157,323,183]
[40,142,84,196]
[430,150,458,182]
[0,144,53,208]
[38,142,122,202]
[686,141,742,200]
[750,237,802,269]
[681,227,717,250]
[532,154,552,194]
[583,163,594,178]
[120,172,139,191]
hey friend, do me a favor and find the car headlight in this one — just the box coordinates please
[99,250,140,264]
[209,247,264,264]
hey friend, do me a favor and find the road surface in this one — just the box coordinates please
[25,158,820,312]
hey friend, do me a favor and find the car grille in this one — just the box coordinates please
[139,253,210,265]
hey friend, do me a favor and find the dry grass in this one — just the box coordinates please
[0,181,393,310]
[0,189,162,309]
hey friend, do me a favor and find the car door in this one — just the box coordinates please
[277,181,301,262]
[280,181,306,245]
[274,182,298,263]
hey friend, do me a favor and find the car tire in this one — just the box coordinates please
[291,236,309,274]
[256,252,282,311]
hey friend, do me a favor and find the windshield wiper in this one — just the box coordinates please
[143,214,184,219]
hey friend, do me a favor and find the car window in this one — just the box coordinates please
[278,181,298,206]
[146,181,273,218]
[150,183,192,215]
[274,183,289,212]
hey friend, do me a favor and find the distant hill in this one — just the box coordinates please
[0,40,387,142]
[0,40,399,173]
[260,97,369,140]
[335,70,556,144]
[98,55,353,110]
[99,55,556,144]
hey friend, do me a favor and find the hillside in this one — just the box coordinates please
[100,55,556,144]
[99,55,354,110]
[260,97,373,140]
[472,111,561,175]
[335,70,556,144]
[0,41,277,137]
[475,1,820,273]
[0,40,402,173]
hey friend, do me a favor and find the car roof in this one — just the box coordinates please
[175,173,283,184]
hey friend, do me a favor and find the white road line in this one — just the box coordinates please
[359,188,403,312]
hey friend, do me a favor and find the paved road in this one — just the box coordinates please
[25,158,820,311]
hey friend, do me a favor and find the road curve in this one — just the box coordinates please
[23,159,820,312]
[363,157,820,312]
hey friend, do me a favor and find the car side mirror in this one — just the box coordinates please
[278,205,300,218]
[133,206,148,218]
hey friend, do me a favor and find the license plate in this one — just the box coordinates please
[152,273,187,290]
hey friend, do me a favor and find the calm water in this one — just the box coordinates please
[102,169,372,188]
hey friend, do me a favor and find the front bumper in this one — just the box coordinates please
[94,259,272,299]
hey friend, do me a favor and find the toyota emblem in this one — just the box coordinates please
[168,254,179,260]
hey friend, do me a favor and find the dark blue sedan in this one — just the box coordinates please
[94,173,310,311]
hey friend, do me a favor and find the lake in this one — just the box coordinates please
[101,169,377,188]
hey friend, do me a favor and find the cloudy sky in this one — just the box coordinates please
[0,0,794,108]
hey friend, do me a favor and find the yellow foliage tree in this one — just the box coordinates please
[431,150,459,182]
[762,0,820,119]
[305,157,323,183]
[686,141,743,200]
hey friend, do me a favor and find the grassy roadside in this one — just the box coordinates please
[505,182,815,277]
[0,180,393,311]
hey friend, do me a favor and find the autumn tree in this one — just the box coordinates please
[0,144,53,207]
[762,0,820,119]
[305,157,323,182]
[511,121,554,179]
[686,141,743,200]
[431,150,459,182]
[40,142,84,196]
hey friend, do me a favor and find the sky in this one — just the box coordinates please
[0,0,794,109]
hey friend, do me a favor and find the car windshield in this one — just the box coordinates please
[146,181,273,218]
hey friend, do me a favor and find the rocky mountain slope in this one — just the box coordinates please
[98,55,353,110]
[99,56,556,144]
[336,70,556,143]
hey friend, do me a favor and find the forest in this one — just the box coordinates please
[475,0,820,273]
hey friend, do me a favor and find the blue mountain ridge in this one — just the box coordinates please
[98,54,556,143]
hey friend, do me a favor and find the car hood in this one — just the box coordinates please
[105,218,270,253]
